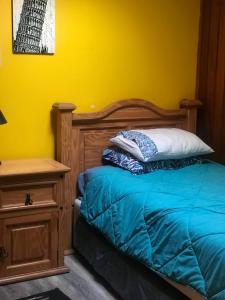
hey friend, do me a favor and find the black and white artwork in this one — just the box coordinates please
[13,0,55,54]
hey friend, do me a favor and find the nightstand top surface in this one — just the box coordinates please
[0,158,70,177]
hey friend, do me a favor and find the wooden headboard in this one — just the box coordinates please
[52,98,201,252]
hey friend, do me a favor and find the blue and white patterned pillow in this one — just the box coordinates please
[111,130,158,162]
[111,128,213,162]
[103,147,204,175]
[103,147,144,174]
[119,131,158,162]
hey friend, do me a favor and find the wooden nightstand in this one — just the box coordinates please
[0,159,70,285]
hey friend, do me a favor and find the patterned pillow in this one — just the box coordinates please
[103,147,204,175]
[110,128,213,162]
[117,131,158,162]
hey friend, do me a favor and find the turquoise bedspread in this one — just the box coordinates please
[80,162,225,300]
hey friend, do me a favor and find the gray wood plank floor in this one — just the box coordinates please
[0,255,120,300]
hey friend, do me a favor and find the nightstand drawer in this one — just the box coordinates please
[0,182,57,210]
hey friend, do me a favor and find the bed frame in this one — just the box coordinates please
[52,98,203,300]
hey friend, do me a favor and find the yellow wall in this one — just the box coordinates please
[0,0,200,160]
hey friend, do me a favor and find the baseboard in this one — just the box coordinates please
[0,266,69,286]
[64,248,74,256]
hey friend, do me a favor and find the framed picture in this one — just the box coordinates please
[12,0,55,54]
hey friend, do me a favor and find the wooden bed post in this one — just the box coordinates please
[180,99,202,133]
[52,103,76,254]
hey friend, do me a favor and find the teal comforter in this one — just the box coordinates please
[80,162,225,300]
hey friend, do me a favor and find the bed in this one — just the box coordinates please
[52,98,222,300]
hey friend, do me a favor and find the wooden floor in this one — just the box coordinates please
[0,254,120,300]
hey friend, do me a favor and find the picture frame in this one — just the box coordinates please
[12,0,55,54]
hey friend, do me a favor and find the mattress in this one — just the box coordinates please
[79,162,225,300]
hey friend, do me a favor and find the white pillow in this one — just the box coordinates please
[110,128,214,162]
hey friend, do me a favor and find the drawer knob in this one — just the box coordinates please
[25,193,33,206]
[0,247,8,259]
